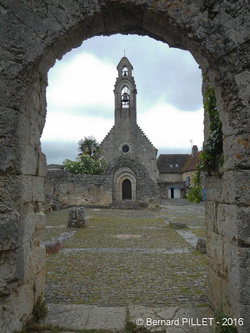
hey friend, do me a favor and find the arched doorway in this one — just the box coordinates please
[122,179,132,200]
[113,167,136,202]
[1,2,249,332]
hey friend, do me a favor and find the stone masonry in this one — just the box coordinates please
[0,1,249,332]
[45,170,113,210]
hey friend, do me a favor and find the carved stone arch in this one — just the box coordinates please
[1,1,249,332]
[115,77,137,111]
[116,79,133,93]
[122,66,128,77]
[113,167,136,202]
[104,156,148,179]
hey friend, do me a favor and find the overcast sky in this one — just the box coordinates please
[41,34,204,165]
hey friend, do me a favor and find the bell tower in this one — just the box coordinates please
[114,56,137,125]
[100,55,159,208]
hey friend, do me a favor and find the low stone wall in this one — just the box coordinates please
[45,170,113,209]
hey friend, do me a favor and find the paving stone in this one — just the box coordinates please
[43,304,126,331]
[42,304,214,332]
[42,201,210,331]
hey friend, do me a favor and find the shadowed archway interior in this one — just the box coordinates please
[122,179,132,200]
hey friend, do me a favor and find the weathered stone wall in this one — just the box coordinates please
[45,170,113,209]
[158,173,183,182]
[101,123,159,183]
[0,1,249,332]
[104,155,160,205]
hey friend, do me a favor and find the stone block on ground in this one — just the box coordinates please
[196,238,206,254]
[170,221,186,229]
[68,207,87,228]
[43,239,61,254]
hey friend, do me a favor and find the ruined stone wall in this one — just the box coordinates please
[0,1,249,332]
[45,170,113,209]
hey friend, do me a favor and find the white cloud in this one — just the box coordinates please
[42,111,114,143]
[47,53,116,111]
[42,103,203,154]
[138,103,204,151]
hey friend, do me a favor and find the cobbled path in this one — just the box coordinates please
[43,200,208,308]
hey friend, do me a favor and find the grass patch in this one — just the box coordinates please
[44,208,208,308]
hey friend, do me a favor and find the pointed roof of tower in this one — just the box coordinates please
[117,56,133,71]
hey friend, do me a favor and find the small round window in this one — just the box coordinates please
[122,145,130,153]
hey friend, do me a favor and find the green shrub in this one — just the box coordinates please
[63,155,106,175]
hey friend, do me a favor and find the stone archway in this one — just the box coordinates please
[113,167,137,202]
[1,2,249,332]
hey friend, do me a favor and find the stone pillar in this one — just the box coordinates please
[205,70,250,332]
[0,69,48,332]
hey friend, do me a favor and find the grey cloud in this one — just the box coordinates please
[41,141,78,165]
[50,105,114,119]
[78,35,203,112]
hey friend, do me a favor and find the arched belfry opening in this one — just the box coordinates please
[1,2,249,332]
[122,66,128,76]
[121,86,130,108]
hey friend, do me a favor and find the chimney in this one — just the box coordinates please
[192,145,198,157]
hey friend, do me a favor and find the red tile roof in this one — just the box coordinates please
[182,151,202,172]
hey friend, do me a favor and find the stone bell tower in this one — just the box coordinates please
[114,56,137,125]
[101,56,159,208]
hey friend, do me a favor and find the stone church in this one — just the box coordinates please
[100,56,159,208]
[45,57,201,209]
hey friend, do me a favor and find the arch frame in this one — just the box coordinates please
[1,1,249,332]
[113,167,136,202]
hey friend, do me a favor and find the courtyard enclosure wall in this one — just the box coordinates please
[0,1,249,332]
[45,171,113,210]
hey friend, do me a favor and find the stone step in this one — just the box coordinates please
[42,304,214,333]
[111,201,141,210]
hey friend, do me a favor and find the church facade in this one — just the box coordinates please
[100,56,159,208]
[45,57,202,209]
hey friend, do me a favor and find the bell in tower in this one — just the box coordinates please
[121,86,130,108]
[114,56,137,124]
[122,66,128,76]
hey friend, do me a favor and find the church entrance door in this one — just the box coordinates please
[122,179,132,200]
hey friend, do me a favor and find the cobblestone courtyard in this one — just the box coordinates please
[43,201,208,308]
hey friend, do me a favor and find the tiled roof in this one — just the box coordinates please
[182,151,202,172]
[157,154,190,173]
[47,164,64,170]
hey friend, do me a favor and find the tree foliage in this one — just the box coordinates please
[186,169,203,203]
[78,136,102,160]
[200,78,223,173]
[186,76,223,203]
[63,155,106,175]
[63,136,106,175]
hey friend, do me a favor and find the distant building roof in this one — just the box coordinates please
[182,151,202,172]
[157,154,190,173]
[47,164,64,171]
